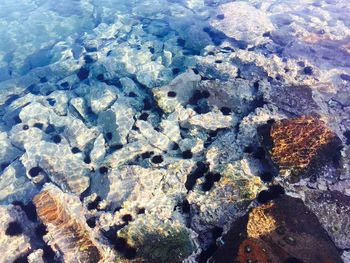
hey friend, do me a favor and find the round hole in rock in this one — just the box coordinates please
[137,208,145,214]
[167,91,177,98]
[87,217,97,228]
[29,167,42,177]
[139,112,149,121]
[71,147,81,154]
[216,14,225,20]
[122,214,133,222]
[6,221,23,236]
[22,124,29,130]
[182,150,193,159]
[220,107,231,115]
[172,68,180,75]
[99,166,109,174]
[257,190,273,203]
[151,155,163,164]
[52,135,61,144]
[303,66,313,75]
[84,156,91,164]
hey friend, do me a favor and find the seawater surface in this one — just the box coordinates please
[0,0,350,263]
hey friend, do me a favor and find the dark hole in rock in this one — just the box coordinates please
[22,124,29,130]
[207,51,215,56]
[260,172,273,182]
[12,201,37,222]
[172,68,180,75]
[106,132,113,140]
[29,167,42,177]
[303,66,313,75]
[141,151,153,159]
[181,200,190,213]
[340,73,350,81]
[71,147,81,154]
[99,166,109,174]
[97,74,105,81]
[85,46,97,52]
[122,214,133,222]
[167,91,177,98]
[151,155,163,164]
[244,146,253,154]
[201,90,210,99]
[182,150,193,159]
[87,196,102,210]
[124,246,137,259]
[212,226,223,239]
[6,221,23,236]
[128,92,137,97]
[107,50,112,56]
[87,217,97,228]
[47,98,56,106]
[60,81,69,88]
[267,76,274,82]
[185,175,197,191]
[77,67,90,81]
[35,223,48,237]
[216,14,225,20]
[52,135,61,144]
[269,185,285,198]
[202,179,214,191]
[149,47,155,54]
[137,208,145,214]
[45,124,55,134]
[4,94,20,106]
[189,90,203,105]
[172,143,180,150]
[263,31,271,37]
[84,156,91,164]
[131,125,139,131]
[177,38,186,47]
[197,243,218,263]
[42,244,56,261]
[33,123,43,129]
[220,107,231,115]
[84,55,95,64]
[257,190,273,203]
[215,60,223,64]
[192,68,199,74]
[139,112,149,121]
[13,255,29,263]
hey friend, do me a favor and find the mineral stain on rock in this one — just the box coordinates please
[263,115,342,176]
[33,186,102,263]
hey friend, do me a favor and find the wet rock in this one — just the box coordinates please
[304,190,350,250]
[210,195,343,263]
[265,115,342,176]
[269,85,320,116]
[33,184,114,262]
[210,2,275,46]
[119,215,197,263]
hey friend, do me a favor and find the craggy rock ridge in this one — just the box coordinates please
[210,195,343,263]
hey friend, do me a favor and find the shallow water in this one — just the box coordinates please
[0,0,350,262]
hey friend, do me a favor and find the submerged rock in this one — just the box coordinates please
[210,2,275,46]
[33,184,114,262]
[210,195,343,263]
[263,115,342,176]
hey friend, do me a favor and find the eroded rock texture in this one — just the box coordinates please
[210,196,343,263]
[269,115,342,174]
[33,185,105,263]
